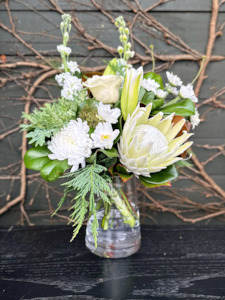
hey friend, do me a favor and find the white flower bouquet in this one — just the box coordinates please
[21,14,200,246]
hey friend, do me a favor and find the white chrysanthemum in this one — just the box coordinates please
[55,72,71,86]
[57,45,71,55]
[118,104,193,177]
[179,84,198,102]
[97,102,121,124]
[47,119,93,172]
[141,78,160,94]
[156,89,168,99]
[190,108,201,129]
[166,71,183,86]
[166,83,179,96]
[91,122,119,149]
[61,75,83,100]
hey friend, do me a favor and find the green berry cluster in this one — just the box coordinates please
[115,16,135,61]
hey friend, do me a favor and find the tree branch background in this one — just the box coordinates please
[0,0,225,226]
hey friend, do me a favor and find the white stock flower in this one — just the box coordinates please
[190,108,201,129]
[57,44,71,55]
[179,84,198,102]
[97,102,121,124]
[47,119,92,172]
[141,78,160,94]
[156,89,168,99]
[61,75,83,100]
[118,104,193,177]
[83,75,123,104]
[67,61,80,73]
[166,72,183,86]
[55,72,71,86]
[91,122,119,149]
[166,83,179,96]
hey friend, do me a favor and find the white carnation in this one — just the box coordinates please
[180,84,198,102]
[97,102,121,124]
[141,78,160,94]
[47,119,92,172]
[57,44,71,55]
[91,122,119,149]
[166,71,183,86]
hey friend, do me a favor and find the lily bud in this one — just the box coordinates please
[120,67,143,120]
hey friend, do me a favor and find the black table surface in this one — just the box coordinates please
[1,225,225,300]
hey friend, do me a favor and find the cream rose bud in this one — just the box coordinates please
[83,75,123,104]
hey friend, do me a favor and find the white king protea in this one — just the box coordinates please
[118,104,193,177]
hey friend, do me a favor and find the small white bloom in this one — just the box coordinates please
[97,102,121,124]
[141,78,160,94]
[47,119,92,172]
[165,83,179,96]
[83,75,123,104]
[180,84,198,102]
[57,44,71,55]
[91,122,119,149]
[190,108,201,129]
[67,61,80,73]
[55,72,71,86]
[61,75,83,100]
[166,71,183,86]
[156,89,168,99]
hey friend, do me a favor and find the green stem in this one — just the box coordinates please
[110,186,136,227]
[192,56,206,84]
[161,96,180,108]
[101,202,111,230]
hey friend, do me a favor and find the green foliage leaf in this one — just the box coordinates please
[21,97,79,146]
[140,165,178,185]
[141,92,164,111]
[24,146,51,171]
[153,99,195,117]
[86,147,118,164]
[40,159,69,182]
[59,164,112,246]
[144,72,164,89]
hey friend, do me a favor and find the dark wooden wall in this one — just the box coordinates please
[0,0,224,226]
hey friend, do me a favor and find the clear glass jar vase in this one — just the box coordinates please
[85,176,141,259]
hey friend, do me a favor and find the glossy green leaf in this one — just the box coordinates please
[86,148,118,164]
[153,99,195,117]
[138,86,146,102]
[116,172,133,182]
[141,93,164,111]
[40,159,69,182]
[144,72,164,89]
[139,178,171,188]
[116,164,130,174]
[140,165,178,185]
[24,146,51,171]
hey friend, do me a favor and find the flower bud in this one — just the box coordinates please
[117,46,124,55]
[125,27,129,35]
[115,21,119,27]
[119,26,123,33]
[122,35,128,42]
[127,42,131,49]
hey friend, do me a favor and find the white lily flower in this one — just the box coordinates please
[165,83,179,96]
[166,71,183,86]
[97,102,121,124]
[57,44,71,55]
[190,108,201,129]
[83,75,123,104]
[118,104,193,177]
[180,84,198,102]
[91,122,119,149]
[156,89,168,99]
[47,119,93,172]
[141,78,160,94]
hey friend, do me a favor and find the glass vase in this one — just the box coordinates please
[85,176,141,258]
